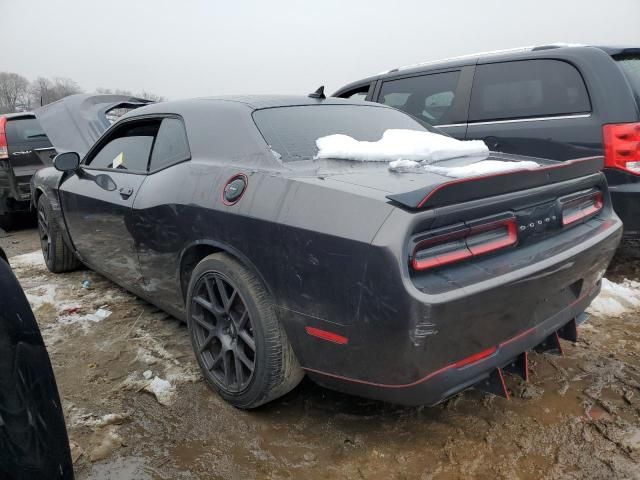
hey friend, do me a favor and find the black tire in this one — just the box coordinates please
[187,253,303,409]
[37,195,81,273]
[0,213,13,232]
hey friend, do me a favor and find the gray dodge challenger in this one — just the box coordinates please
[31,93,621,408]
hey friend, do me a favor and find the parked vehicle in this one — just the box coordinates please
[0,113,54,230]
[32,93,621,408]
[0,246,74,479]
[335,45,640,235]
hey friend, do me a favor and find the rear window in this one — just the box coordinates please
[5,118,48,143]
[469,60,591,122]
[253,105,429,162]
[615,55,640,106]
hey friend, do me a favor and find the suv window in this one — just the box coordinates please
[5,118,48,144]
[149,118,190,171]
[86,120,160,172]
[469,60,591,122]
[378,71,461,125]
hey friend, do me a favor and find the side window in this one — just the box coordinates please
[378,71,461,124]
[86,120,159,172]
[337,84,371,101]
[149,118,190,171]
[469,60,591,122]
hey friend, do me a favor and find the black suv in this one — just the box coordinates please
[335,45,640,235]
[0,113,53,229]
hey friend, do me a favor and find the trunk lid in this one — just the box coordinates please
[34,94,153,158]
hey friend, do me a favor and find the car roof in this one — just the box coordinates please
[335,44,640,94]
[121,94,389,119]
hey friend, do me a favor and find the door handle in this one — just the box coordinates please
[119,186,134,199]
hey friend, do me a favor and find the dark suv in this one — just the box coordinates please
[335,45,640,235]
[0,113,53,229]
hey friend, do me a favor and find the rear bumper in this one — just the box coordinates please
[305,290,596,406]
[290,215,622,406]
[609,182,640,236]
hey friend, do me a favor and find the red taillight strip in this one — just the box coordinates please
[562,192,603,226]
[467,218,518,256]
[412,248,472,271]
[412,216,518,271]
[305,326,349,345]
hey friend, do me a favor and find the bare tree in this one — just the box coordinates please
[96,88,165,102]
[136,91,166,102]
[30,76,54,107]
[30,76,83,107]
[0,72,29,113]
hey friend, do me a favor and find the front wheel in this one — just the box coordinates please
[37,195,81,273]
[186,253,303,409]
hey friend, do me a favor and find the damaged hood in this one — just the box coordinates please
[34,94,153,158]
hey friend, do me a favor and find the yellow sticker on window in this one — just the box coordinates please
[112,152,124,168]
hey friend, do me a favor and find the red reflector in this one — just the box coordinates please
[305,326,348,345]
[562,191,603,226]
[0,117,7,160]
[603,122,640,174]
[412,216,517,271]
[453,346,497,368]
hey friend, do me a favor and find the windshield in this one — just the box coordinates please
[253,104,438,162]
[615,55,640,107]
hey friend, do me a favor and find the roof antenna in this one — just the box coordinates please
[308,86,326,100]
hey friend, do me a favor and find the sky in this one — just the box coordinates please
[1,0,639,100]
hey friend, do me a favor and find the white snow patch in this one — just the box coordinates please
[58,308,112,326]
[143,370,153,380]
[316,129,489,163]
[10,250,45,268]
[588,278,640,318]
[419,159,541,178]
[146,376,174,405]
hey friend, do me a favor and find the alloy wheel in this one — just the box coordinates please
[190,272,256,393]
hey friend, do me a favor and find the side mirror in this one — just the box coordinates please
[53,152,80,172]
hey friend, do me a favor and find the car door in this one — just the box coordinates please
[465,59,601,160]
[58,118,161,286]
[130,116,192,312]
[373,68,473,139]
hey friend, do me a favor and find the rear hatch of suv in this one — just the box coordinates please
[1,115,52,202]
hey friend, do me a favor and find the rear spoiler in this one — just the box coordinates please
[387,156,604,209]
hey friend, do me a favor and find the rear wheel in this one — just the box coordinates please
[37,195,81,273]
[187,253,303,409]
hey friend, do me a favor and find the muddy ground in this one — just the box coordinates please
[2,223,640,480]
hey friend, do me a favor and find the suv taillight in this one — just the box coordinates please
[603,122,640,174]
[411,215,518,271]
[0,117,7,160]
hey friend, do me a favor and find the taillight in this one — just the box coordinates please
[561,190,603,226]
[412,215,518,271]
[0,117,7,160]
[603,122,640,174]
